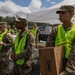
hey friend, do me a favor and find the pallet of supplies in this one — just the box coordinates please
[39,46,65,75]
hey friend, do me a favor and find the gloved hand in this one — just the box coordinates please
[25,60,32,67]
[16,50,31,59]
[25,60,35,70]
[11,53,17,61]
[17,52,25,59]
[11,52,25,60]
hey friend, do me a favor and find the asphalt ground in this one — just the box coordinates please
[31,49,40,75]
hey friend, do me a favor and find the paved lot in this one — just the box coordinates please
[31,49,40,75]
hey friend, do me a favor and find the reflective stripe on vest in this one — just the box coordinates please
[55,24,75,58]
[14,30,30,65]
[0,30,7,50]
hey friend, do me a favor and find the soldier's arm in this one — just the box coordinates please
[2,33,14,47]
[26,32,35,50]
[45,26,57,47]
[24,32,35,59]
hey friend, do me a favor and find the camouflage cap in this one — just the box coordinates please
[56,5,74,14]
[15,17,28,23]
[0,22,7,26]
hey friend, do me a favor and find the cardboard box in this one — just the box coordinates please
[39,46,65,75]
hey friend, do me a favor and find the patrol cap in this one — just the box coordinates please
[0,22,7,26]
[56,5,74,14]
[15,17,28,23]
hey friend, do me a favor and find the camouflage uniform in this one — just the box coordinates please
[0,32,14,75]
[11,31,35,75]
[32,24,41,48]
[46,25,75,75]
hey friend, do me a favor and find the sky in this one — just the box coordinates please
[0,0,63,17]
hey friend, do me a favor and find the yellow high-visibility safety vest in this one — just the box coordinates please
[55,24,75,58]
[32,27,37,38]
[14,30,34,65]
[0,30,7,50]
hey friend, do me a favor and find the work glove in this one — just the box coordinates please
[11,53,17,61]
[16,52,25,59]
[16,49,31,60]
[11,52,25,60]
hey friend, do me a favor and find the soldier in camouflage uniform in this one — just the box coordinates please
[32,23,41,48]
[46,5,75,75]
[11,17,35,75]
[0,22,14,75]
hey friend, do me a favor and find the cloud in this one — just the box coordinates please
[28,0,42,12]
[0,0,43,17]
[0,0,31,17]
